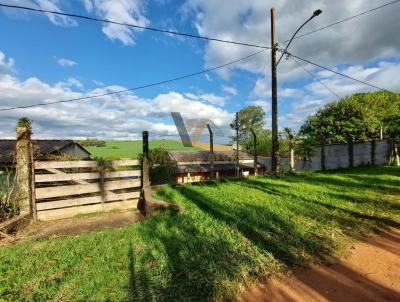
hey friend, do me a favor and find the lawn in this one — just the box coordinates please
[0,166,399,301]
[85,140,200,159]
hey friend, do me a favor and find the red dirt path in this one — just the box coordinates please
[238,228,400,302]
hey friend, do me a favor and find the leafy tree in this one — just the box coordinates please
[230,106,268,155]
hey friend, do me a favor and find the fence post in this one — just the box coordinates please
[348,137,354,168]
[142,131,150,188]
[320,137,326,171]
[206,124,214,179]
[15,118,36,219]
[370,140,376,165]
[250,128,257,176]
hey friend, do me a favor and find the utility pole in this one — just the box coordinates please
[206,123,214,179]
[235,112,240,178]
[270,7,279,175]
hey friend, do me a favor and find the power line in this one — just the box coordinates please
[0,49,266,111]
[0,3,269,50]
[281,0,400,43]
[286,52,389,92]
[293,58,342,99]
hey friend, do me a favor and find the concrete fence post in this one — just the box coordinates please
[348,137,354,168]
[320,137,326,171]
[370,140,376,165]
[15,118,36,219]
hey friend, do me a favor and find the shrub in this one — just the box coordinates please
[0,169,19,222]
[78,139,106,147]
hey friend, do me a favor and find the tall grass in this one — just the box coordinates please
[0,169,19,222]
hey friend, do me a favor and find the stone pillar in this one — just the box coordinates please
[15,118,35,218]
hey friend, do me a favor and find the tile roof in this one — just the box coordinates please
[169,150,253,163]
[0,140,87,165]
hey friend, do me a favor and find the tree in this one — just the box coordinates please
[300,91,400,168]
[230,106,266,155]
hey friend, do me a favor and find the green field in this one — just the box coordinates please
[85,140,200,159]
[0,166,399,301]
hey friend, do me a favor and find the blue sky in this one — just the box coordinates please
[0,0,399,142]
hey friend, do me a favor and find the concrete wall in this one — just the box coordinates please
[258,140,390,172]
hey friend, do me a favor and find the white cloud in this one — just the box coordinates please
[56,58,77,67]
[251,76,271,99]
[2,0,77,27]
[82,0,150,45]
[284,60,400,129]
[0,53,232,138]
[199,93,227,106]
[183,0,400,82]
[93,80,105,86]
[222,85,237,95]
[56,77,84,90]
[0,51,15,74]
[246,99,270,113]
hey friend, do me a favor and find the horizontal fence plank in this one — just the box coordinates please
[35,170,141,183]
[37,199,138,221]
[35,159,140,169]
[36,192,140,211]
[36,179,141,199]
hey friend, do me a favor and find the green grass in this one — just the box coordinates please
[0,166,399,301]
[86,140,200,159]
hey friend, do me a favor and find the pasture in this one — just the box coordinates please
[0,166,399,301]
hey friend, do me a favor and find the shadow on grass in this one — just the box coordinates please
[125,166,400,301]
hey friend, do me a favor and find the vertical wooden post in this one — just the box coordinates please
[207,124,214,179]
[142,131,150,188]
[250,128,257,176]
[235,112,240,178]
[99,159,105,210]
[15,118,36,219]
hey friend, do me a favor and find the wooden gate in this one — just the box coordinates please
[34,159,141,220]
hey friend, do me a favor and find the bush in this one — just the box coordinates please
[139,148,175,185]
[0,169,19,222]
[78,139,106,147]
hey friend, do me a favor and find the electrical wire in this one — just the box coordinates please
[285,52,390,92]
[0,49,266,111]
[0,3,269,49]
[281,0,400,43]
[293,58,342,99]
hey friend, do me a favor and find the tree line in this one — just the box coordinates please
[232,91,400,168]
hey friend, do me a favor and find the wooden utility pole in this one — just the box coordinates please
[235,112,240,178]
[206,124,214,179]
[270,7,279,175]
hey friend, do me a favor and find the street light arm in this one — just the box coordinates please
[276,9,322,67]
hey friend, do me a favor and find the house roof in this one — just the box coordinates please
[0,140,90,165]
[169,151,253,163]
[175,163,262,173]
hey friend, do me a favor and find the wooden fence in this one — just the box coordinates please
[34,159,141,220]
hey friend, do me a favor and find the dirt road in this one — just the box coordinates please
[238,228,400,302]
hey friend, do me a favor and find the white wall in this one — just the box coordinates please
[258,140,390,172]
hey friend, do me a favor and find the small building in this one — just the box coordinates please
[168,150,264,184]
[0,140,91,167]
